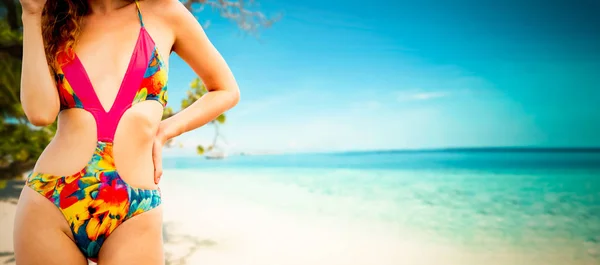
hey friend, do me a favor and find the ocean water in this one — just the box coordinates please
[162,150,600,264]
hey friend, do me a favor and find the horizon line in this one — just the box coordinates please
[162,146,600,158]
[282,146,600,155]
[228,146,600,156]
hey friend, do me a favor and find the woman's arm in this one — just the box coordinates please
[150,0,240,182]
[20,13,60,126]
[157,0,240,142]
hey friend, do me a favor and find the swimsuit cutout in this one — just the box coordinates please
[25,0,168,261]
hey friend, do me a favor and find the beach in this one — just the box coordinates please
[1,151,600,265]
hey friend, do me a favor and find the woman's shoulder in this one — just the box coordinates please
[141,0,197,33]
[142,0,191,19]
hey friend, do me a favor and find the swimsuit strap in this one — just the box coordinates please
[134,0,145,27]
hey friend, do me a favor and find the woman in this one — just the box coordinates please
[13,0,239,263]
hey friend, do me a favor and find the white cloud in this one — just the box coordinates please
[234,90,309,117]
[411,91,448,100]
[396,89,449,102]
[365,100,383,109]
[287,140,299,149]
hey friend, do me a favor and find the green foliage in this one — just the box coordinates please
[162,106,174,120]
[0,1,53,179]
[0,122,55,171]
[0,3,23,119]
[215,113,226,124]
[0,54,23,118]
[184,78,227,126]
[0,15,22,45]
[165,77,228,155]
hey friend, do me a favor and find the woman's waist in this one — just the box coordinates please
[57,112,158,136]
[34,134,155,178]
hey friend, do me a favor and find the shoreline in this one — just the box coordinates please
[1,169,599,265]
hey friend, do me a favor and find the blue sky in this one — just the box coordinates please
[164,0,600,155]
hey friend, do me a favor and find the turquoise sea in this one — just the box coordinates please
[162,149,600,264]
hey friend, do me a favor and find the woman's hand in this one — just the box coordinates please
[152,132,167,185]
[153,120,180,185]
[19,0,47,16]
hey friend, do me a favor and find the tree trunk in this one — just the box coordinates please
[211,122,220,149]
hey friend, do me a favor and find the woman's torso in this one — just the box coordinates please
[32,2,173,190]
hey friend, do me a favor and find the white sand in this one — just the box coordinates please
[0,201,16,264]
[0,175,597,265]
[159,184,596,265]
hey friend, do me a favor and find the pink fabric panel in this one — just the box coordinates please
[61,28,155,142]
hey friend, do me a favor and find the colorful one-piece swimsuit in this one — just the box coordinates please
[25,1,168,262]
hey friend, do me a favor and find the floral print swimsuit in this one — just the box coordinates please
[26,1,167,261]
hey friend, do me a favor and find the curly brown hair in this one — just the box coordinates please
[41,0,89,71]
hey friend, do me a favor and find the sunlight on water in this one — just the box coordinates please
[160,166,598,264]
[158,151,600,264]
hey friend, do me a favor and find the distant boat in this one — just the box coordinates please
[205,149,227,159]
[204,134,228,160]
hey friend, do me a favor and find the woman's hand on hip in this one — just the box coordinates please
[152,133,168,185]
[153,118,183,184]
